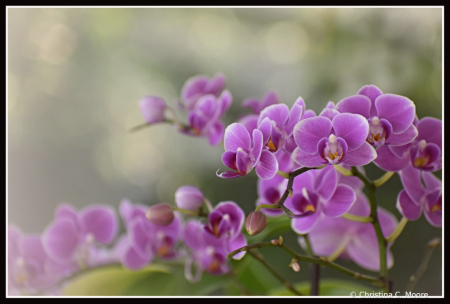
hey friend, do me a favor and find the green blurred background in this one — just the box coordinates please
[8,7,442,295]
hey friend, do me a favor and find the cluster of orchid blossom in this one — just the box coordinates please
[8,73,442,296]
[8,186,248,295]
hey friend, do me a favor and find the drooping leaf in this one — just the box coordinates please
[63,264,171,296]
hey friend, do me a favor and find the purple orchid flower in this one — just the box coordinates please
[242,90,280,115]
[42,204,118,270]
[118,199,183,270]
[184,219,246,280]
[181,90,232,146]
[180,72,226,111]
[257,97,307,154]
[284,165,356,234]
[374,117,442,172]
[302,191,398,271]
[139,96,167,124]
[217,121,278,179]
[8,225,72,294]
[204,201,245,240]
[335,85,417,147]
[256,174,287,217]
[291,112,377,167]
[397,164,442,227]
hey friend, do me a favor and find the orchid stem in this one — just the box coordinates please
[276,170,290,179]
[275,166,326,217]
[351,166,389,292]
[227,241,383,285]
[386,217,408,243]
[172,206,208,217]
[255,204,281,212]
[247,250,303,296]
[128,119,175,133]
[373,171,395,188]
[302,234,320,296]
[333,165,353,176]
[342,213,374,223]
[203,198,214,213]
[405,238,441,292]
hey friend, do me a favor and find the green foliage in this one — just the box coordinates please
[269,279,377,296]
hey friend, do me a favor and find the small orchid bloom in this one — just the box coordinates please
[217,122,278,179]
[118,200,183,270]
[175,186,204,211]
[397,164,442,227]
[242,90,280,115]
[335,85,418,147]
[374,117,442,172]
[292,113,377,167]
[8,226,71,294]
[184,219,247,280]
[42,204,118,269]
[180,73,226,111]
[182,91,232,146]
[302,191,398,271]
[257,97,307,154]
[284,165,356,234]
[139,96,167,124]
[256,174,287,217]
[204,202,245,240]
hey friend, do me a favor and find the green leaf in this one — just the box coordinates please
[63,264,171,296]
[269,279,378,296]
[123,266,229,296]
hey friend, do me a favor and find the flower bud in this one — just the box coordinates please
[139,96,167,124]
[245,211,267,236]
[175,186,204,211]
[145,203,174,226]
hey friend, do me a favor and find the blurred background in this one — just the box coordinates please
[8,7,442,295]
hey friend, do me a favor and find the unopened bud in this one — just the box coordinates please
[139,96,167,124]
[271,239,279,245]
[145,203,174,226]
[175,186,204,211]
[289,259,300,272]
[245,211,267,236]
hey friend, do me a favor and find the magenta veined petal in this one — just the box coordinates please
[293,116,333,154]
[375,94,416,134]
[42,218,80,264]
[216,170,245,179]
[335,95,371,119]
[258,104,290,129]
[291,147,327,168]
[255,150,278,180]
[77,205,118,244]
[332,113,369,151]
[373,145,409,171]
[208,121,225,146]
[386,124,418,146]
[226,234,247,260]
[250,129,264,167]
[416,117,442,150]
[396,190,422,221]
[358,85,383,117]
[122,243,153,270]
[422,171,441,191]
[398,164,426,204]
[322,184,356,217]
[257,117,272,145]
[238,114,259,135]
[224,123,251,152]
[291,211,324,235]
[343,142,377,167]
